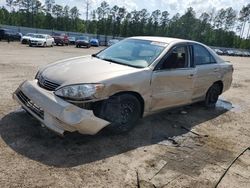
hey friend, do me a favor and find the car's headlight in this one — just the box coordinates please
[35,71,41,79]
[54,84,104,101]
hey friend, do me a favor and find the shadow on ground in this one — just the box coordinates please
[0,100,231,168]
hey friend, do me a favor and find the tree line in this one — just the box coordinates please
[0,0,250,49]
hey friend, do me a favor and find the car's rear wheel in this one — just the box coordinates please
[205,83,221,107]
[94,94,141,134]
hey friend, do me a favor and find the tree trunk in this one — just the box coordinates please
[240,21,246,38]
[247,23,250,39]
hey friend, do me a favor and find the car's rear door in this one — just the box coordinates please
[150,44,196,111]
[191,44,222,101]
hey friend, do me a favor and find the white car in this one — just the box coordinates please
[29,34,54,47]
[21,33,36,44]
[107,39,120,46]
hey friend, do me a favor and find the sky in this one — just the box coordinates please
[0,0,249,36]
[0,0,249,17]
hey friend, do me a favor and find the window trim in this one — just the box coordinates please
[154,44,191,71]
[192,44,217,66]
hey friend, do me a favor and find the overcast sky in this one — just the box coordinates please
[0,0,249,17]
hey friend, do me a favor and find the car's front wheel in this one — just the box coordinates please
[94,94,141,134]
[205,83,221,107]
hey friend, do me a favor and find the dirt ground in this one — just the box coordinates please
[0,42,249,188]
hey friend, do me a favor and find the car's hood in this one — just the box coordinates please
[77,40,88,42]
[22,36,32,39]
[31,38,45,41]
[40,56,143,86]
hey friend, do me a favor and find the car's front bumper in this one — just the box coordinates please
[13,80,110,135]
[76,42,89,46]
[30,42,43,46]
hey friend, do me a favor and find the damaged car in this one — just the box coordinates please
[13,37,233,135]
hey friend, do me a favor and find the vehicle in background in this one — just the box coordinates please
[29,34,54,47]
[68,36,76,45]
[76,36,90,48]
[226,50,235,56]
[52,33,69,46]
[243,51,250,57]
[21,33,36,44]
[14,36,233,136]
[213,48,223,55]
[90,38,99,47]
[0,28,22,41]
[107,39,120,46]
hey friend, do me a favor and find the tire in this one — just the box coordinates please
[94,94,141,134]
[205,83,221,108]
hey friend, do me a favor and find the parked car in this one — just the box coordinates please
[107,39,120,46]
[243,51,250,57]
[52,33,69,46]
[0,28,22,41]
[68,36,76,45]
[21,33,36,44]
[90,38,99,47]
[29,34,54,47]
[226,50,235,56]
[76,36,90,48]
[213,48,223,55]
[13,36,233,136]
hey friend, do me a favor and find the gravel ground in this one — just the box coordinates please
[0,42,249,188]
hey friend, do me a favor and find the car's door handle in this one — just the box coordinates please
[214,68,220,72]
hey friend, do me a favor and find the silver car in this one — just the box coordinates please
[13,37,233,135]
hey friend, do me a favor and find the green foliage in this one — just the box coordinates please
[1,0,250,49]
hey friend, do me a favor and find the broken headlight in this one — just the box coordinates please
[54,84,104,101]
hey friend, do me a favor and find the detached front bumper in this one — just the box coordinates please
[13,80,110,135]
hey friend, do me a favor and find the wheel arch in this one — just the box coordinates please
[112,91,145,117]
[213,80,224,94]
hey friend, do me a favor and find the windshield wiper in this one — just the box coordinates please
[102,58,144,68]
[101,57,122,64]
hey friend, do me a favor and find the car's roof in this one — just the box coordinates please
[130,36,192,44]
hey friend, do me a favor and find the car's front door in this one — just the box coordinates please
[150,45,196,111]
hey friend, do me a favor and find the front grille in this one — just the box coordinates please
[38,76,60,91]
[16,90,44,119]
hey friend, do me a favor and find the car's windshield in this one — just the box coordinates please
[53,33,61,36]
[96,39,167,68]
[26,33,34,37]
[35,34,46,38]
[78,36,88,40]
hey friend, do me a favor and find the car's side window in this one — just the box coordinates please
[160,46,189,70]
[193,44,216,65]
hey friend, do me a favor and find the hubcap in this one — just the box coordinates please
[120,103,134,124]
